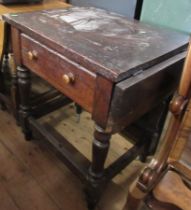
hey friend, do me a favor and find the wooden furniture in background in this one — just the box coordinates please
[125,40,191,210]
[2,7,189,209]
[0,0,69,53]
[0,0,69,115]
[0,0,42,4]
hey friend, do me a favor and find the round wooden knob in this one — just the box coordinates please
[28,50,38,60]
[62,72,75,84]
[170,95,186,115]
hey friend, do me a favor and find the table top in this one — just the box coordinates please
[3,7,189,82]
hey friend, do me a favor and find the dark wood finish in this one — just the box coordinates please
[3,7,189,210]
[86,126,112,208]
[0,67,4,105]
[0,22,11,72]
[17,66,32,140]
[108,52,185,132]
[134,0,144,20]
[74,103,82,122]
[3,7,188,82]
[92,76,113,129]
[105,140,145,180]
[0,0,42,4]
[89,127,111,178]
[0,22,11,110]
[123,98,170,161]
[30,89,60,105]
[21,34,96,112]
[0,25,21,121]
[32,95,72,119]
[0,22,21,121]
[30,88,74,118]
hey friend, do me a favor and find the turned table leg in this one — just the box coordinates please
[0,53,10,110]
[10,55,20,122]
[0,22,11,110]
[0,70,6,110]
[17,66,32,140]
[86,125,111,209]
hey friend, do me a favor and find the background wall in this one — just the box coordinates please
[70,0,137,18]
[141,0,191,34]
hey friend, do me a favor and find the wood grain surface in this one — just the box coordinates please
[3,7,189,82]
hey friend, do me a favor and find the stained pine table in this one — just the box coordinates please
[2,7,189,209]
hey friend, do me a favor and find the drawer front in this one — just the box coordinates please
[21,34,96,112]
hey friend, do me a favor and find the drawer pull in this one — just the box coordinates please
[62,73,75,84]
[28,50,38,60]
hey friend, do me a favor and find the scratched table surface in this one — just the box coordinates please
[3,7,189,82]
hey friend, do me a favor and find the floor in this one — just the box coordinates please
[0,104,145,210]
[1,97,191,210]
[1,77,191,210]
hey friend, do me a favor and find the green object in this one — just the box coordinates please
[10,14,18,17]
[141,0,191,34]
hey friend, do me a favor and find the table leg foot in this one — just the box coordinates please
[24,130,32,141]
[84,179,107,210]
[0,100,6,110]
[84,186,100,210]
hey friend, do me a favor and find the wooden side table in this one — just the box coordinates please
[2,6,189,209]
